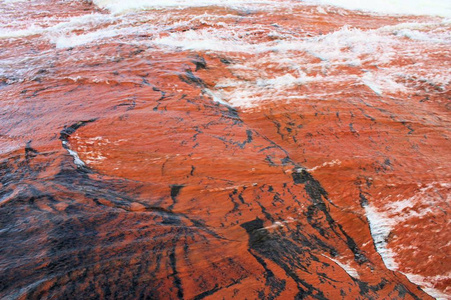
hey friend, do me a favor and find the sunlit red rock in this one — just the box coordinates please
[0,0,449,299]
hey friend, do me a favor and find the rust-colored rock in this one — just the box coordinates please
[1,0,449,299]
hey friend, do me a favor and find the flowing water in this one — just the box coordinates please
[1,0,450,299]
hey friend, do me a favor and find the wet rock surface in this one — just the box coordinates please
[0,0,449,299]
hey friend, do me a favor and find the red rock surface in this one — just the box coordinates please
[0,0,449,299]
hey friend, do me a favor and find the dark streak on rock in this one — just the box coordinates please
[359,193,369,207]
[237,129,253,148]
[401,121,415,135]
[169,185,184,210]
[179,69,206,88]
[241,218,328,300]
[193,277,244,300]
[393,283,422,300]
[193,284,221,300]
[59,119,98,142]
[292,168,368,264]
[59,119,98,171]
[25,140,39,163]
[169,251,184,299]
[192,55,207,71]
[152,86,167,111]
[115,98,136,111]
[220,58,231,65]
[248,251,286,299]
[349,123,359,136]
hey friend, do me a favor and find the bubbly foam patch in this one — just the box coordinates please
[364,183,451,298]
[186,23,449,108]
[93,0,451,17]
[93,0,273,14]
[363,204,399,270]
[2,1,449,109]
[305,0,451,18]
[323,255,360,279]
[403,273,451,300]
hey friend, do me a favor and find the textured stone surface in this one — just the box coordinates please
[0,0,449,299]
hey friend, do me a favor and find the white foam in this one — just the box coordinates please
[323,255,360,279]
[0,25,46,39]
[362,74,383,96]
[364,185,450,298]
[203,88,234,108]
[0,12,160,49]
[384,183,450,223]
[153,23,449,108]
[155,25,397,60]
[305,0,451,18]
[0,13,116,44]
[93,0,273,14]
[362,72,407,96]
[62,141,86,168]
[2,1,448,108]
[263,217,297,230]
[394,29,450,43]
[52,27,125,48]
[154,28,258,52]
[363,204,399,270]
[365,187,446,271]
[255,73,314,88]
[403,272,451,300]
[92,0,451,17]
[307,159,341,172]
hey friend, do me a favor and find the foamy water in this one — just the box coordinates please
[306,0,451,18]
[2,0,449,108]
[92,0,451,17]
[364,183,451,299]
[93,0,275,14]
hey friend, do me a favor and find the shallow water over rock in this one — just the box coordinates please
[1,0,450,299]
